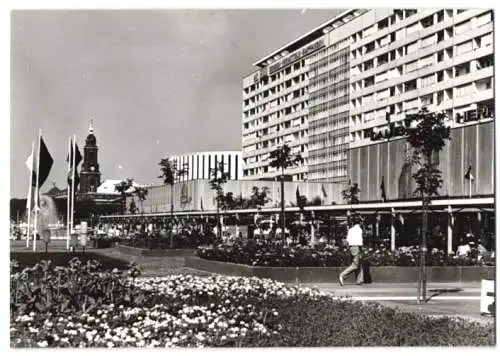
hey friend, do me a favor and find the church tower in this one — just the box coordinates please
[80,120,101,193]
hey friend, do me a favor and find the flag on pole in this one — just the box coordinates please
[66,139,83,189]
[321,184,328,198]
[464,165,475,181]
[25,148,36,210]
[37,136,54,188]
[380,176,387,202]
[200,196,204,211]
[296,185,300,203]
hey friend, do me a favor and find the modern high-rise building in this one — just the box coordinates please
[242,8,494,199]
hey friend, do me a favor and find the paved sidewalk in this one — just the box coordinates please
[298,281,495,325]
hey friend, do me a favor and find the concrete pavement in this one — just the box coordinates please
[297,281,495,324]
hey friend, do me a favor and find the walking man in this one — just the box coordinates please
[339,215,364,286]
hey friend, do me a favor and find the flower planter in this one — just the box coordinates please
[186,257,494,284]
[116,244,196,257]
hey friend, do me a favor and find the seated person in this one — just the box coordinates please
[456,237,471,257]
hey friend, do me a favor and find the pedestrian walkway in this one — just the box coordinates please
[298,282,494,325]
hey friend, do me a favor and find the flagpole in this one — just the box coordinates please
[66,136,71,250]
[33,129,42,252]
[26,141,34,248]
[70,134,77,235]
[469,178,472,199]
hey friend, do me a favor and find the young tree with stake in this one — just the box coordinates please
[269,144,303,245]
[405,107,451,303]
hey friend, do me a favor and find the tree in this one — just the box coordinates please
[114,178,134,214]
[341,181,360,225]
[134,186,148,215]
[129,199,137,214]
[209,162,230,242]
[406,107,451,304]
[158,158,188,248]
[269,144,303,245]
[250,186,271,209]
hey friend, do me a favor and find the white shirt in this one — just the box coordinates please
[457,244,471,256]
[346,224,363,246]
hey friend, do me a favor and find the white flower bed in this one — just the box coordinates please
[12,274,336,348]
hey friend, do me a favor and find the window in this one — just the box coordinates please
[421,15,434,28]
[456,40,473,55]
[364,59,374,71]
[480,33,493,47]
[375,71,388,83]
[419,55,434,68]
[421,94,434,106]
[377,88,390,101]
[455,62,470,77]
[362,93,374,105]
[437,10,444,23]
[405,79,417,92]
[377,53,388,66]
[477,12,492,27]
[378,18,389,30]
[405,98,419,109]
[364,76,375,88]
[421,35,436,48]
[421,74,436,87]
[406,41,419,53]
[477,55,493,69]
[365,42,376,54]
[407,22,420,35]
[364,111,375,122]
[476,78,492,91]
[455,84,471,97]
[364,24,378,37]
[455,20,471,35]
[405,60,418,73]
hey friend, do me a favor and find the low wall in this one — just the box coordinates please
[186,257,495,283]
[116,244,196,257]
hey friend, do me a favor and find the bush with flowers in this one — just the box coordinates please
[196,241,493,267]
[10,258,494,347]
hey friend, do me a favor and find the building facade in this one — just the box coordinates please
[242,8,494,195]
[170,151,243,182]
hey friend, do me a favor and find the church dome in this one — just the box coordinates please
[86,133,96,145]
[86,120,97,145]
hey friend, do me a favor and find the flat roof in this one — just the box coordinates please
[253,9,365,68]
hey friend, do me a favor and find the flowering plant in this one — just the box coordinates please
[197,242,490,267]
[10,259,494,347]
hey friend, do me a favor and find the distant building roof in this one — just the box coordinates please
[96,179,142,195]
[44,184,64,197]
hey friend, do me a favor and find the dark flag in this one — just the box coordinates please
[200,196,204,211]
[321,184,328,198]
[38,136,54,188]
[67,139,83,189]
[296,186,300,203]
[380,176,387,202]
[464,165,475,181]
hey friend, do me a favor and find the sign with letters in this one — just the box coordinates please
[267,39,325,75]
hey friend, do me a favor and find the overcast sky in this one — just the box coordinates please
[10,9,344,198]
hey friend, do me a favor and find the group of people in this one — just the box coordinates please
[93,217,216,242]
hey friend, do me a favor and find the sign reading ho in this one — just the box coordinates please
[268,39,325,75]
